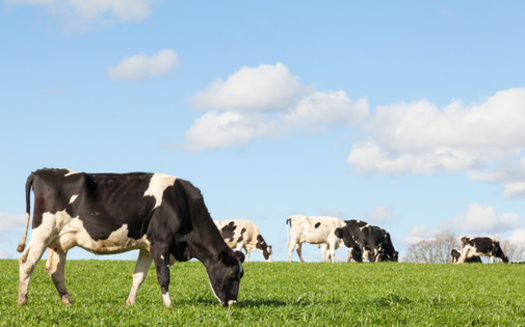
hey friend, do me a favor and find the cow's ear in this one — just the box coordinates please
[233,250,245,263]
[334,228,343,239]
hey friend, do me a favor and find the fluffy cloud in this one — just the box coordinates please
[441,204,524,235]
[468,157,525,199]
[504,229,525,245]
[401,225,436,245]
[0,212,26,232]
[347,88,525,176]
[184,63,369,151]
[401,205,524,246]
[190,63,310,112]
[365,206,394,224]
[107,49,179,81]
[7,0,156,30]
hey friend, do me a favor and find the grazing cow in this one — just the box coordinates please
[450,249,481,263]
[17,168,244,307]
[456,236,509,263]
[214,219,272,262]
[286,215,350,263]
[335,221,398,262]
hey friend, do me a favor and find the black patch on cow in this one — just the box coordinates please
[314,222,321,228]
[237,228,246,243]
[221,222,237,242]
[255,235,271,261]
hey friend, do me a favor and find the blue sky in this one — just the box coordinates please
[1,1,525,262]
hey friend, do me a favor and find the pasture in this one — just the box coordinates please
[1,259,524,326]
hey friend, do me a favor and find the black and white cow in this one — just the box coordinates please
[456,236,509,264]
[214,219,272,262]
[17,169,245,307]
[450,249,481,263]
[335,221,398,262]
[286,215,350,263]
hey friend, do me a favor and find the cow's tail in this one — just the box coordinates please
[17,173,34,253]
[286,217,291,248]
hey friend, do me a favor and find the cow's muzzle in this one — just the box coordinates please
[222,300,237,307]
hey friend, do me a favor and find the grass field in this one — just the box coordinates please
[1,259,524,326]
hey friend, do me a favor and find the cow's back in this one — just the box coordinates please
[289,215,345,244]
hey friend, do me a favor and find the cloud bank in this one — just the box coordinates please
[184,63,369,151]
[7,0,157,31]
[401,204,525,246]
[108,49,179,81]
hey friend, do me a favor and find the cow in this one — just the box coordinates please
[456,236,509,263]
[335,221,398,262]
[17,168,245,307]
[332,219,369,262]
[450,249,481,263]
[286,215,350,263]
[214,219,272,262]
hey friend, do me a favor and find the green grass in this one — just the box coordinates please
[1,259,524,326]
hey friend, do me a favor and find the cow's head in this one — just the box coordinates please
[262,245,273,262]
[335,227,360,247]
[206,250,245,307]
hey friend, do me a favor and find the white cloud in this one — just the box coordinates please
[0,212,26,232]
[365,206,394,224]
[183,63,369,151]
[445,204,523,234]
[108,49,179,81]
[401,225,436,245]
[468,157,525,199]
[184,111,278,152]
[347,88,525,176]
[504,229,525,245]
[7,0,157,31]
[190,63,310,112]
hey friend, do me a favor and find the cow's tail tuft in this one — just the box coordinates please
[17,173,34,253]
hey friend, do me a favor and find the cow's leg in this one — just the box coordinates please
[151,244,171,307]
[288,241,297,263]
[490,255,495,264]
[327,243,336,263]
[321,244,328,263]
[45,248,72,305]
[295,243,305,263]
[18,240,48,306]
[457,247,471,263]
[126,249,153,305]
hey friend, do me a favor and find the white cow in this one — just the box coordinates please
[286,215,346,263]
[214,219,273,262]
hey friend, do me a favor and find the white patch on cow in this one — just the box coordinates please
[55,219,150,254]
[207,272,222,305]
[143,173,177,209]
[160,254,164,260]
[64,170,78,177]
[162,292,171,307]
[69,194,79,204]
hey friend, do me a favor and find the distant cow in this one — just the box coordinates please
[335,220,398,262]
[214,219,272,262]
[286,215,350,263]
[456,236,508,263]
[17,169,244,307]
[450,249,481,263]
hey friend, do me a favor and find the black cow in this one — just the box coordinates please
[335,220,398,262]
[450,249,481,263]
[17,168,245,307]
[456,236,508,263]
